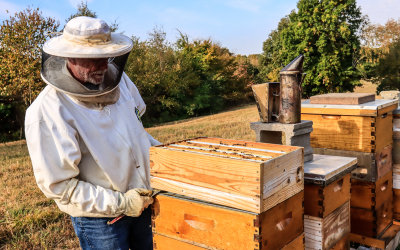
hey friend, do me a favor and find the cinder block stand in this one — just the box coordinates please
[250,120,314,162]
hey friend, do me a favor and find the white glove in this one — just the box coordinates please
[122,188,154,217]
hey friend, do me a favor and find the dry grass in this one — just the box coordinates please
[0,141,79,249]
[0,104,260,249]
[147,104,259,143]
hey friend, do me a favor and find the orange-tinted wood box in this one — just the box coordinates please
[350,170,393,210]
[349,223,400,249]
[331,234,349,250]
[150,137,303,213]
[301,99,397,154]
[303,154,355,249]
[305,174,351,217]
[152,191,304,250]
[303,153,356,218]
[393,164,400,221]
[304,201,350,250]
[153,232,305,250]
[351,200,393,238]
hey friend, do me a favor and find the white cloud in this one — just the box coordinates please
[68,0,94,9]
[358,0,400,24]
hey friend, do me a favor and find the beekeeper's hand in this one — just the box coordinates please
[122,188,153,217]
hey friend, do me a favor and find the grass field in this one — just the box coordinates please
[0,104,260,249]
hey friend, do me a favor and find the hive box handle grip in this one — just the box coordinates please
[276,212,292,231]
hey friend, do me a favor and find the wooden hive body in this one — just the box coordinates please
[153,232,305,250]
[304,202,350,250]
[350,171,393,238]
[350,170,393,210]
[393,164,400,221]
[152,192,304,250]
[303,154,356,250]
[349,223,400,249]
[150,137,304,213]
[303,154,356,218]
[301,99,397,154]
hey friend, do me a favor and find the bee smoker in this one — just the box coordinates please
[279,55,305,124]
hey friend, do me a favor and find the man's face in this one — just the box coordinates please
[67,58,108,85]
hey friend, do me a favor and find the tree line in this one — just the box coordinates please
[1,0,400,141]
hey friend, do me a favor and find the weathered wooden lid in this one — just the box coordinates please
[304,154,357,185]
[310,93,375,105]
[302,99,398,116]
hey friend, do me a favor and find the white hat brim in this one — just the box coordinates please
[43,33,133,58]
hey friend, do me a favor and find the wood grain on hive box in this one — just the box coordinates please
[304,154,356,217]
[153,232,305,250]
[304,201,350,250]
[350,170,393,210]
[349,223,400,249]
[150,137,303,213]
[351,200,393,238]
[151,191,304,250]
[309,93,375,105]
[301,99,397,153]
[393,164,400,221]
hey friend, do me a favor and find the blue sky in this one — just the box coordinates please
[1,0,399,55]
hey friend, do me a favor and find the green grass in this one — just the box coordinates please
[0,104,259,249]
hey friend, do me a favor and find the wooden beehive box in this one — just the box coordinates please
[351,171,393,238]
[304,154,356,218]
[301,99,397,153]
[349,223,400,249]
[351,170,393,210]
[153,232,305,250]
[152,191,304,250]
[302,98,397,182]
[303,154,355,250]
[150,137,304,213]
[393,164,400,221]
[304,201,350,250]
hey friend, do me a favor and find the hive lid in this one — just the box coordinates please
[304,154,357,185]
[302,98,398,116]
[310,93,375,105]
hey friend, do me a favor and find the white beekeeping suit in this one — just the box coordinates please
[25,16,160,218]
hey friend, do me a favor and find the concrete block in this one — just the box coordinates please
[250,120,313,162]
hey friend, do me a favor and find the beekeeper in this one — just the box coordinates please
[25,16,160,250]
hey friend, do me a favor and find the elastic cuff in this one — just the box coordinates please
[59,178,79,205]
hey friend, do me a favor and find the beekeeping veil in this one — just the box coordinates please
[41,16,132,103]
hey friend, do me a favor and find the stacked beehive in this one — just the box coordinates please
[150,137,305,249]
[393,108,400,221]
[301,94,398,247]
[303,154,357,249]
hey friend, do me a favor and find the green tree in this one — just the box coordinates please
[260,13,294,82]
[373,39,400,93]
[0,8,59,106]
[262,0,367,97]
[66,1,118,31]
[359,19,400,82]
[125,29,254,125]
[0,7,59,138]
